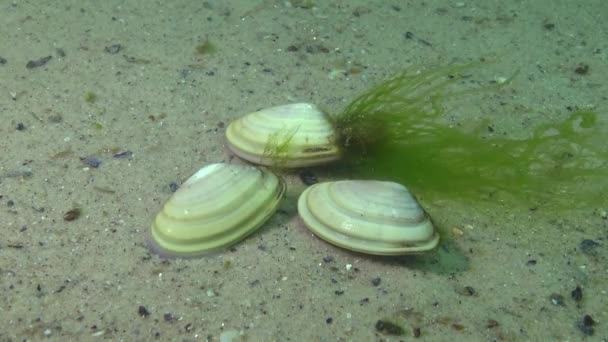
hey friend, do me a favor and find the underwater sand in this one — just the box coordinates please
[1,0,606,340]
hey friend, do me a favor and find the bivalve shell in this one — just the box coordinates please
[298,180,439,255]
[225,103,341,167]
[149,163,285,257]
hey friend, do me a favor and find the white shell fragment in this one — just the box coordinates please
[297,180,439,255]
[149,163,285,257]
[225,103,341,168]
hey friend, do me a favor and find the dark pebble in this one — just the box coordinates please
[577,314,595,336]
[325,317,333,324]
[63,208,81,222]
[169,182,179,192]
[571,286,583,302]
[322,255,334,263]
[16,122,26,131]
[299,169,318,185]
[452,323,465,331]
[105,44,123,54]
[574,64,589,75]
[486,319,499,328]
[26,55,52,69]
[371,277,381,286]
[0,56,6,65]
[138,305,150,317]
[457,286,476,296]
[526,259,537,266]
[413,327,421,337]
[163,313,174,322]
[578,239,599,254]
[80,156,102,168]
[375,320,403,336]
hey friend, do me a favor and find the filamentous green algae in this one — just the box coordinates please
[332,64,607,208]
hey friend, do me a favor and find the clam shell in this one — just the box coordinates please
[225,103,341,168]
[297,180,439,255]
[149,163,285,257]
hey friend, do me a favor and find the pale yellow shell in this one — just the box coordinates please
[149,163,285,257]
[297,180,439,255]
[225,103,341,168]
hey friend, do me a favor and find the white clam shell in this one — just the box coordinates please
[225,103,341,167]
[297,180,439,255]
[149,163,285,257]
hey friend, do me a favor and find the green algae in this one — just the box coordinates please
[332,65,607,208]
[263,63,607,208]
[263,125,300,170]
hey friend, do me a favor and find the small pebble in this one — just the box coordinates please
[451,323,465,331]
[375,320,403,336]
[578,239,600,254]
[63,208,81,222]
[104,44,123,54]
[163,313,174,322]
[457,286,476,296]
[169,182,179,192]
[486,319,499,328]
[15,122,26,131]
[571,286,583,302]
[574,64,590,75]
[322,255,334,263]
[299,169,318,185]
[112,150,133,159]
[138,305,150,317]
[577,314,595,336]
[80,156,102,168]
[26,55,52,69]
[549,293,565,306]
[371,277,381,286]
[412,327,421,337]
[0,56,7,65]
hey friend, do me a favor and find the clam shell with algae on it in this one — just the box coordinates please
[148,163,285,257]
[225,103,341,168]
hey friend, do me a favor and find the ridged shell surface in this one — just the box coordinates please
[298,180,439,255]
[150,163,285,257]
[225,103,341,167]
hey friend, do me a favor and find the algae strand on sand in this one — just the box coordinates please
[331,64,607,208]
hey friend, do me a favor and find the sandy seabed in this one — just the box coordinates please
[1,0,606,341]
